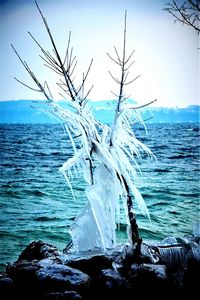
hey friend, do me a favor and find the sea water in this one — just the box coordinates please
[0,123,199,271]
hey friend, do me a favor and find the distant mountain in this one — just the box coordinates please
[142,105,200,124]
[0,100,52,124]
[0,100,199,124]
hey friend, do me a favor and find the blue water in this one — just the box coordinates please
[0,123,199,271]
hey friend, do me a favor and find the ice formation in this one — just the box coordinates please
[56,99,153,251]
[12,3,154,252]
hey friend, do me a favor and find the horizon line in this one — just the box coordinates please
[0,99,199,109]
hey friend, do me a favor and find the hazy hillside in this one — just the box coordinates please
[0,100,199,124]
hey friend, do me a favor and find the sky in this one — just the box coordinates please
[0,0,199,108]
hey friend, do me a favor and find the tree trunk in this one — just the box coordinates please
[122,175,142,257]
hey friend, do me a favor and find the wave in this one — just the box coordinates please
[150,201,171,207]
[168,210,180,215]
[186,127,199,132]
[168,154,195,159]
[26,190,48,197]
[139,227,163,240]
[154,168,171,173]
[14,140,24,144]
[177,192,200,198]
[1,189,48,198]
[1,190,21,198]
[34,216,60,222]
[35,152,47,157]
[152,145,169,150]
[52,152,61,156]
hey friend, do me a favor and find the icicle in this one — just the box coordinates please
[158,246,184,267]
[64,124,77,155]
[61,170,76,201]
[130,182,150,220]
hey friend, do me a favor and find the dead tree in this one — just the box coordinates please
[12,3,155,255]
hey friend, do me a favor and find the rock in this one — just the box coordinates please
[42,292,65,300]
[112,242,160,275]
[138,263,167,280]
[18,241,60,262]
[36,264,90,293]
[63,291,82,300]
[38,258,59,268]
[6,260,41,283]
[0,275,15,299]
[1,235,199,300]
[182,242,200,298]
[111,244,135,274]
[100,268,131,289]
[99,268,132,299]
[42,291,82,300]
[66,254,113,278]
[129,263,139,276]
[140,243,160,264]
[133,263,171,298]
[5,260,41,298]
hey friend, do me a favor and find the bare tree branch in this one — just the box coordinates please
[39,54,62,74]
[11,44,53,101]
[164,0,200,34]
[123,74,141,85]
[124,60,135,72]
[126,99,157,110]
[125,50,135,64]
[14,77,41,92]
[69,60,78,77]
[107,52,122,66]
[82,85,94,101]
[75,59,94,98]
[63,31,71,66]
[114,46,122,65]
[108,71,121,84]
[44,81,53,98]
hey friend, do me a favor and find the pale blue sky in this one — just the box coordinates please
[0,0,199,107]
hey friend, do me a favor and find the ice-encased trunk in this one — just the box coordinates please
[70,164,122,251]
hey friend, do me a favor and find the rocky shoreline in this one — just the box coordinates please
[0,231,200,300]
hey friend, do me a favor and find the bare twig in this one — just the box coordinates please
[164,0,200,34]
[14,77,41,92]
[11,44,53,101]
